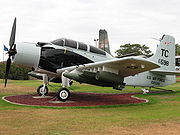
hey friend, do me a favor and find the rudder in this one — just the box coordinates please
[98,29,111,54]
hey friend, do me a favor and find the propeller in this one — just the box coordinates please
[4,18,17,87]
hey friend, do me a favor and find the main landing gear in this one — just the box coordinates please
[36,71,71,102]
[57,70,71,101]
[57,87,70,102]
[37,74,49,96]
[36,84,70,101]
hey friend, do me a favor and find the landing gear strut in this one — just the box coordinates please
[56,70,71,101]
[37,74,49,96]
[57,87,70,102]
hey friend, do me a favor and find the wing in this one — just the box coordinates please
[57,57,159,77]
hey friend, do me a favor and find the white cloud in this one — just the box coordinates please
[1,0,180,61]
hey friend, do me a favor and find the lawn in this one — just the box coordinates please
[0,79,180,135]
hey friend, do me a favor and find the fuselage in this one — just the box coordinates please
[124,71,176,87]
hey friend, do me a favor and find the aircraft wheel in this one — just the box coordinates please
[69,80,73,86]
[57,88,70,102]
[37,85,48,96]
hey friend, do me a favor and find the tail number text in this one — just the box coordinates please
[158,59,169,66]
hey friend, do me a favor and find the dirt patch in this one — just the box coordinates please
[3,92,147,107]
[106,122,180,135]
[0,84,34,94]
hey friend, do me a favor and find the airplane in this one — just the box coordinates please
[29,30,180,94]
[3,18,178,102]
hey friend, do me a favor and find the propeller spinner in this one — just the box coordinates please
[4,18,17,87]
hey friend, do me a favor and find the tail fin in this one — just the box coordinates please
[149,35,175,71]
[98,29,111,54]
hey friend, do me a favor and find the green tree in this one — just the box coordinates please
[115,43,153,57]
[175,44,180,56]
[0,62,30,80]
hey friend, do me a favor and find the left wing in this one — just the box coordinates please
[57,57,159,77]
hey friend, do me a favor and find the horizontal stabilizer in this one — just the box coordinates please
[150,70,180,75]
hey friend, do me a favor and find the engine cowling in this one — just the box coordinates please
[12,42,41,69]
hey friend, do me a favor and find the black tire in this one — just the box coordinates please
[37,85,48,96]
[57,88,70,102]
[69,80,73,86]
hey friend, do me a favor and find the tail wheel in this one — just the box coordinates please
[57,88,70,102]
[37,85,48,96]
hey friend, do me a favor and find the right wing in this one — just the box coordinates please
[57,57,160,77]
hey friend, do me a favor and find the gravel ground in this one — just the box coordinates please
[3,92,147,107]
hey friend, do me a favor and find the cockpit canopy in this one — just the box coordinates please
[51,38,64,46]
[51,38,106,55]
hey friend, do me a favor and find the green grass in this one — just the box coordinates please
[0,79,43,87]
[0,79,180,134]
[0,79,180,110]
[2,78,179,93]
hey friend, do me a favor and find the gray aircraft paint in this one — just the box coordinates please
[12,34,177,89]
[13,42,41,68]
[124,35,176,87]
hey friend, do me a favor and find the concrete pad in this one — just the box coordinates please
[32,96,52,99]
[49,100,75,104]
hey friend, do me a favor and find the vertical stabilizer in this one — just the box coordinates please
[149,35,175,71]
[98,29,111,54]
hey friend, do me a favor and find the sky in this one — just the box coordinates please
[1,0,180,61]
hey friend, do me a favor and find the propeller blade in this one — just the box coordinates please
[4,17,17,87]
[9,17,16,49]
[4,57,12,87]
